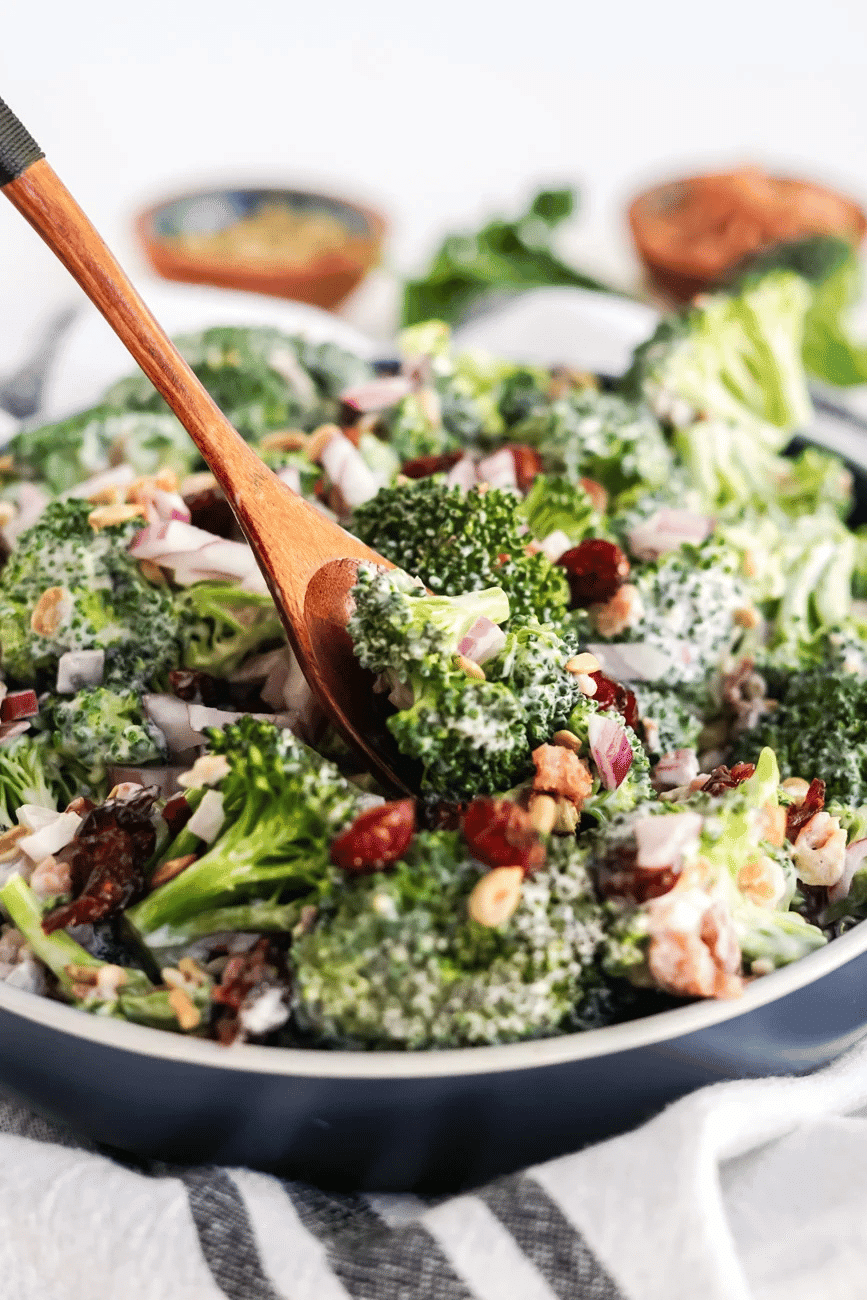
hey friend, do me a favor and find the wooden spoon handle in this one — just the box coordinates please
[0,96,380,632]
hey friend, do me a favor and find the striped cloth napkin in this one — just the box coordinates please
[3,1035,867,1300]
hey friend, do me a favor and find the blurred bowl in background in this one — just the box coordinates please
[628,166,867,302]
[136,187,387,311]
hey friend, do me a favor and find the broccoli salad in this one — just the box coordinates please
[1,268,867,1052]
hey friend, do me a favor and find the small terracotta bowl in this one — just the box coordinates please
[628,170,867,303]
[136,187,387,311]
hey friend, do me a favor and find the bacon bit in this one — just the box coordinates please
[531,744,593,808]
[756,803,787,848]
[580,477,608,514]
[400,451,464,480]
[168,986,201,1032]
[462,798,546,875]
[589,672,640,732]
[597,844,679,903]
[41,788,158,933]
[212,937,288,1044]
[507,444,543,493]
[330,800,416,873]
[589,583,643,638]
[785,778,825,841]
[780,777,811,804]
[150,853,198,888]
[701,762,756,798]
[557,539,630,609]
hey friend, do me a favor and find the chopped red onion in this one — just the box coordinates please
[340,376,413,413]
[276,464,302,494]
[653,749,700,790]
[65,465,135,501]
[444,455,478,493]
[3,482,48,546]
[476,448,518,492]
[19,810,83,862]
[634,810,703,869]
[627,508,714,561]
[0,720,31,746]
[457,617,507,666]
[588,713,634,790]
[56,650,105,695]
[588,642,690,683]
[538,529,573,562]
[129,519,218,560]
[319,432,381,508]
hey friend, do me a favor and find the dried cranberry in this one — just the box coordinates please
[597,845,679,903]
[0,690,39,722]
[506,444,543,493]
[589,672,639,732]
[557,539,630,608]
[400,451,464,480]
[462,798,546,876]
[702,762,756,798]
[785,778,826,841]
[330,800,416,872]
[212,937,289,1045]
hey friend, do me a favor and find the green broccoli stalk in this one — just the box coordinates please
[0,733,59,829]
[520,475,603,545]
[126,718,360,938]
[142,898,304,954]
[175,582,285,677]
[350,479,569,623]
[292,830,611,1049]
[0,499,181,686]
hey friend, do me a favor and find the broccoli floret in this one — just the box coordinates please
[0,732,58,829]
[39,687,168,796]
[292,831,611,1048]
[520,474,603,545]
[103,327,372,442]
[630,682,704,760]
[389,675,531,798]
[734,668,867,803]
[611,541,749,685]
[127,718,360,938]
[625,271,813,510]
[0,500,180,686]
[512,390,673,498]
[350,479,569,622]
[486,619,583,746]
[175,583,285,677]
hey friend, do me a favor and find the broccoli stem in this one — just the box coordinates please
[141,898,305,951]
[0,874,102,992]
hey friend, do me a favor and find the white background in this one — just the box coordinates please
[1,0,866,355]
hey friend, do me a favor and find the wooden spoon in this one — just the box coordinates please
[0,96,413,793]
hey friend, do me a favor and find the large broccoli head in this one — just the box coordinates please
[37,686,168,797]
[292,831,611,1048]
[0,500,180,686]
[351,479,569,623]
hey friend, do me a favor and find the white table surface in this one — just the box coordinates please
[1,0,866,366]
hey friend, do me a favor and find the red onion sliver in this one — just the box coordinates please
[633,810,703,869]
[588,713,634,790]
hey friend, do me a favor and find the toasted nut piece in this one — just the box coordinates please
[733,606,760,629]
[0,501,15,527]
[468,866,523,927]
[161,967,188,990]
[30,586,71,637]
[168,986,201,1031]
[0,453,13,473]
[575,674,597,697]
[259,429,309,452]
[0,825,28,862]
[306,424,342,463]
[416,386,442,426]
[177,957,208,986]
[756,803,787,848]
[152,468,179,492]
[453,654,486,681]
[138,558,167,585]
[150,854,198,888]
[88,503,146,530]
[781,777,811,804]
[527,793,557,835]
[742,551,758,578]
[564,652,601,675]
[96,965,128,999]
[86,484,123,505]
[65,964,99,986]
[553,797,581,834]
[551,730,582,752]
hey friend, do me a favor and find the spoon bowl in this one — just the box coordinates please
[0,96,409,791]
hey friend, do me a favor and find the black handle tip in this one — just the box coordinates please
[0,96,44,187]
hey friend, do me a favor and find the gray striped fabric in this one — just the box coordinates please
[0,1092,624,1300]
